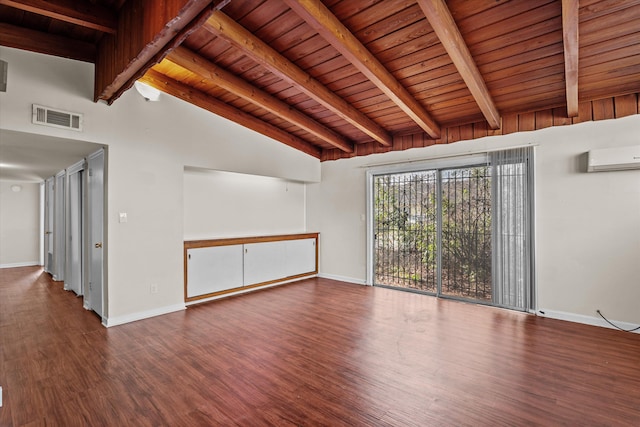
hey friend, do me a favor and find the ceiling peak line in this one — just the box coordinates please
[282,0,441,139]
[416,0,501,129]
[166,46,354,153]
[204,11,393,147]
[95,0,215,104]
[103,1,241,106]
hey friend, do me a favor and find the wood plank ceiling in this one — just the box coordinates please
[1,0,639,160]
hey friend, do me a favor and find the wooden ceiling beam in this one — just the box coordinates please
[562,0,579,117]
[167,46,354,153]
[95,0,214,104]
[417,0,501,129]
[283,0,440,139]
[0,0,117,34]
[0,23,95,62]
[204,11,392,146]
[139,68,322,159]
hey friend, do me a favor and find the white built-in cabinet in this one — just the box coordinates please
[185,233,318,302]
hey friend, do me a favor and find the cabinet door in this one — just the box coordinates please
[243,241,286,286]
[284,238,317,277]
[187,245,244,297]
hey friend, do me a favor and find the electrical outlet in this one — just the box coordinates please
[150,284,158,294]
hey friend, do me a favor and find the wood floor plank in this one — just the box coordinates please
[1,266,639,426]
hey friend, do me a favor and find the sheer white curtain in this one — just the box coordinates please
[490,147,535,311]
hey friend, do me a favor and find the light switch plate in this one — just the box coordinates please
[119,212,128,223]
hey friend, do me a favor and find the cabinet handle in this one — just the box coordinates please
[95,242,103,248]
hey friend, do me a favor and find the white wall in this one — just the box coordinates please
[183,168,306,240]
[2,46,638,329]
[0,181,40,268]
[0,47,320,325]
[307,115,640,326]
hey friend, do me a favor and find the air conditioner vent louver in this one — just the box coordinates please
[36,106,46,123]
[32,104,83,131]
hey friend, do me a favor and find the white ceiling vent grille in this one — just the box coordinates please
[32,104,83,131]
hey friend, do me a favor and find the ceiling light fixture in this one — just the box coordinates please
[134,81,161,102]
[0,162,20,169]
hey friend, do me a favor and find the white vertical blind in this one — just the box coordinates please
[490,147,535,310]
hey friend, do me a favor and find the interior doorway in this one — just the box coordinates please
[86,149,105,317]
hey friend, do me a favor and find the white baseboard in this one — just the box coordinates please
[318,273,368,286]
[537,309,640,334]
[0,261,40,269]
[103,303,186,327]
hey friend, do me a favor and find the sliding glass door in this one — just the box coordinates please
[373,171,438,293]
[370,148,534,311]
[440,166,492,302]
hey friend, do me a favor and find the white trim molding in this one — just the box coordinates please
[318,273,367,286]
[0,261,41,269]
[103,303,186,327]
[537,309,640,334]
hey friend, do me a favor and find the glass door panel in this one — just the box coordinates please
[373,171,438,293]
[439,166,492,302]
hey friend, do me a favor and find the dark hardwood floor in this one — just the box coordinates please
[1,266,639,426]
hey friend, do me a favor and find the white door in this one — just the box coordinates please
[44,177,54,274]
[87,150,104,317]
[65,165,83,295]
[53,171,66,281]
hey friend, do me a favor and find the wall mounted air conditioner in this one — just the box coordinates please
[587,145,640,172]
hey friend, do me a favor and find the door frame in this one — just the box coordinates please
[53,170,66,281]
[65,159,85,295]
[43,177,54,274]
[86,148,106,321]
[366,150,536,312]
